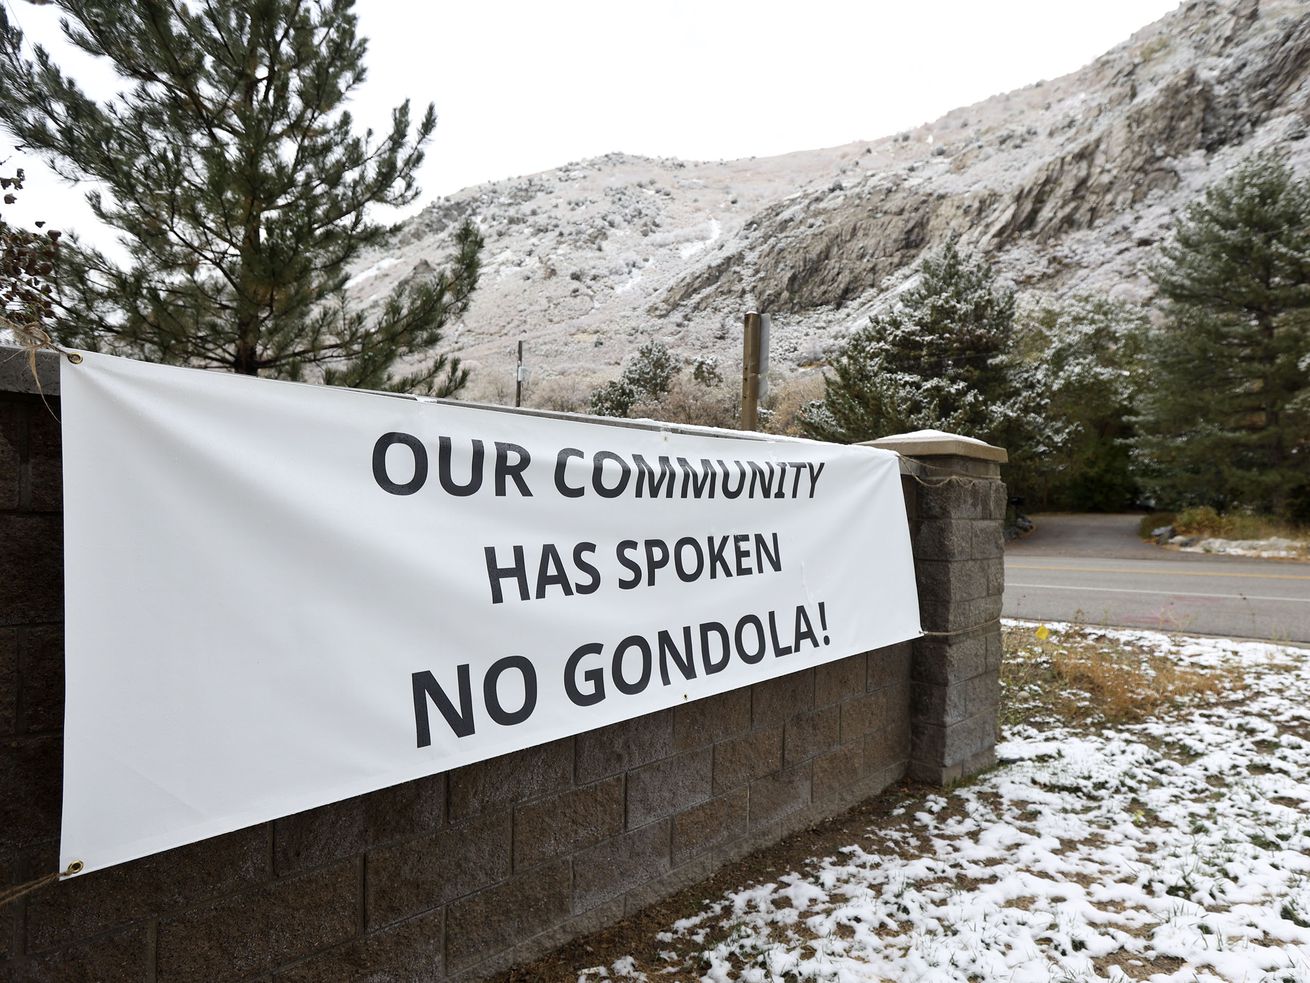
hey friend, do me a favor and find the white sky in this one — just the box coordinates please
[0,0,1180,246]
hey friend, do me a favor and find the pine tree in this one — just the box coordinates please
[1019,297,1145,511]
[800,239,1049,460]
[1138,151,1310,517]
[0,1,480,394]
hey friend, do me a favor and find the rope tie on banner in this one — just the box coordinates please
[905,473,981,489]
[0,337,77,423]
[900,462,1003,638]
[900,454,1003,488]
[905,455,1000,473]
[921,618,1002,639]
[0,862,83,909]
[0,326,76,368]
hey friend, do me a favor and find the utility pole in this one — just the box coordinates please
[740,312,763,431]
[514,340,524,408]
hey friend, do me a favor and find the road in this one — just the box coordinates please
[1002,514,1310,644]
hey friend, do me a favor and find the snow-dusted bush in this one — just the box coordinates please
[588,344,740,425]
[588,339,678,418]
[690,354,722,388]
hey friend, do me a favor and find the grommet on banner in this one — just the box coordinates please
[65,860,85,875]
[67,352,84,364]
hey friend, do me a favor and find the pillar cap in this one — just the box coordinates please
[0,345,61,396]
[859,428,1007,463]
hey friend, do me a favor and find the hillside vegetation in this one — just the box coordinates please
[348,0,1310,405]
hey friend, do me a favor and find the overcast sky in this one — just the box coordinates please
[1,0,1180,243]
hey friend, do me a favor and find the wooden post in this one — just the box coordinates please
[514,340,524,408]
[740,311,762,431]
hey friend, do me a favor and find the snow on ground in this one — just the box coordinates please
[579,626,1310,983]
[1176,538,1309,561]
[679,218,722,259]
[343,256,399,289]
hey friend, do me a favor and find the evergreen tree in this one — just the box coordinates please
[800,240,1050,463]
[1138,151,1310,517]
[0,1,480,394]
[1019,297,1145,511]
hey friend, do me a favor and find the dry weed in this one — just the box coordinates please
[1049,639,1228,722]
[1172,505,1308,543]
[630,377,739,428]
[761,372,825,436]
[525,374,592,413]
[1002,625,1240,726]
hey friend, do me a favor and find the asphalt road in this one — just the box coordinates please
[1003,514,1310,643]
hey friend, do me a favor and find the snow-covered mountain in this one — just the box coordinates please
[346,0,1310,401]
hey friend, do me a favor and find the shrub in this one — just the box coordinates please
[530,379,590,413]
[588,378,640,418]
[1171,507,1306,541]
[690,354,723,388]
[630,377,738,428]
[589,339,677,417]
[1172,506,1224,537]
[761,374,826,436]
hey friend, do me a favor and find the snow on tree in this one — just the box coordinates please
[1018,296,1146,511]
[800,239,1053,481]
[0,0,480,394]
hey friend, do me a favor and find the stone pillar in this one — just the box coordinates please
[861,430,1007,786]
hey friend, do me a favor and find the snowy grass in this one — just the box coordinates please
[577,624,1310,983]
[1179,538,1309,561]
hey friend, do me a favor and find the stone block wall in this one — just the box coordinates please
[1,354,1005,981]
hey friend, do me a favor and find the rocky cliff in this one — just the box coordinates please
[346,0,1310,399]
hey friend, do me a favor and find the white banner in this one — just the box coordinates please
[59,352,920,875]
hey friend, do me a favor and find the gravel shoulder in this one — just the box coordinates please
[1011,514,1239,563]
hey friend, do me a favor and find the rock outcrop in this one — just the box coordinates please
[346,0,1310,397]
